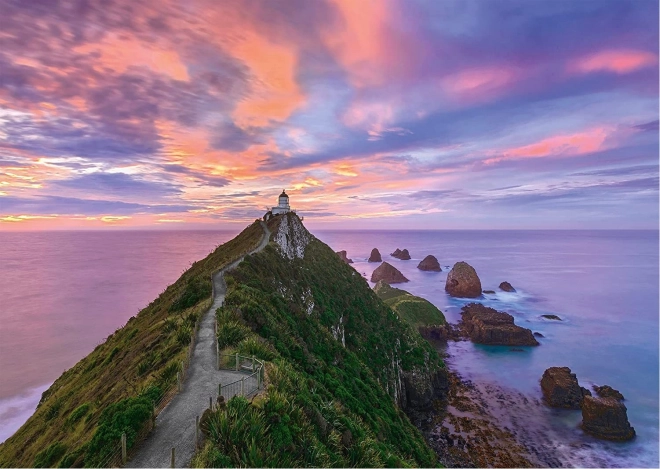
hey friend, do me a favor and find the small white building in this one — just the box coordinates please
[271,190,291,215]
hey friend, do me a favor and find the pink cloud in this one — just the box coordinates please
[570,49,657,75]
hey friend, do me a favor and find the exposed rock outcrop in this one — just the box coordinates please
[368,248,382,262]
[593,385,624,401]
[581,396,635,440]
[459,303,539,346]
[482,290,495,294]
[445,262,482,298]
[370,262,409,284]
[417,255,441,271]
[274,213,311,259]
[540,367,590,409]
[391,248,411,260]
[533,332,545,338]
[336,250,353,264]
[400,368,449,411]
[499,281,516,292]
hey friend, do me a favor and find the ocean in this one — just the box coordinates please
[0,229,658,467]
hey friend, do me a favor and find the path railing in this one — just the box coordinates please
[217,354,264,400]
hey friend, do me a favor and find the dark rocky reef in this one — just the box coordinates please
[459,303,539,346]
[368,248,382,262]
[499,281,516,292]
[593,384,624,401]
[445,261,482,298]
[335,250,353,264]
[370,262,409,284]
[417,255,441,271]
[581,396,635,441]
[482,290,496,294]
[541,314,562,320]
[533,332,544,338]
[540,367,590,409]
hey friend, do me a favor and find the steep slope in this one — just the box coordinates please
[195,213,446,467]
[0,221,265,468]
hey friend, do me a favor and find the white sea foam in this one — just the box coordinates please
[0,383,50,443]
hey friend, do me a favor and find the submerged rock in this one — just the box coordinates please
[482,290,496,294]
[533,332,545,338]
[459,303,539,346]
[540,367,589,409]
[541,314,562,321]
[581,396,635,441]
[336,250,353,264]
[368,248,382,262]
[499,281,516,292]
[417,255,441,271]
[370,262,409,284]
[445,261,482,298]
[593,385,624,401]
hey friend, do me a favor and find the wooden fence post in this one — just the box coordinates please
[177,372,181,392]
[241,377,245,396]
[209,396,213,410]
[121,432,127,464]
[235,353,239,371]
[171,447,175,468]
[195,415,200,448]
[251,355,255,372]
[216,343,220,370]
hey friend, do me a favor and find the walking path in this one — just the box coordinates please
[126,222,270,468]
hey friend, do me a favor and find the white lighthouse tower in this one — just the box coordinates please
[271,190,291,215]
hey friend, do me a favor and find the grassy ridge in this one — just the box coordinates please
[374,281,446,329]
[194,214,442,467]
[0,221,264,468]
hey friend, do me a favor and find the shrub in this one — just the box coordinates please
[34,442,67,467]
[176,324,193,346]
[236,337,277,361]
[163,318,176,333]
[170,276,211,312]
[44,399,62,422]
[217,321,250,349]
[67,403,90,425]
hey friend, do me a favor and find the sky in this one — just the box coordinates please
[0,0,658,230]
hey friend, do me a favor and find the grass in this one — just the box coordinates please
[0,220,265,468]
[373,281,446,329]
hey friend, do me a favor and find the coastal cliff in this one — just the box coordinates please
[0,213,443,467]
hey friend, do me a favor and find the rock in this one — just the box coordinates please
[499,281,516,292]
[391,248,411,260]
[445,261,482,298]
[581,396,635,440]
[533,332,545,338]
[540,367,586,409]
[541,314,562,320]
[370,262,409,284]
[482,290,496,294]
[400,368,449,411]
[336,250,353,264]
[368,248,382,262]
[593,385,624,401]
[417,255,441,271]
[459,303,539,346]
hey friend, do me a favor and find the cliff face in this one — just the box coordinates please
[207,213,443,466]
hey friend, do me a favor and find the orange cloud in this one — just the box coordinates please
[442,66,520,103]
[570,49,657,75]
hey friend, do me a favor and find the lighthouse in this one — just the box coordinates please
[271,190,291,215]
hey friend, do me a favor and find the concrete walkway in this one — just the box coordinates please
[126,222,270,468]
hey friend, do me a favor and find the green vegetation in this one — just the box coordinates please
[0,221,265,467]
[197,213,442,467]
[374,281,446,329]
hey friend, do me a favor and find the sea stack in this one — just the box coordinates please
[371,262,409,284]
[336,250,353,264]
[459,303,539,346]
[540,367,591,409]
[445,261,482,298]
[368,248,382,262]
[417,255,441,271]
[499,281,515,292]
[391,248,411,260]
[581,396,635,441]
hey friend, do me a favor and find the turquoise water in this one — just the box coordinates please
[319,229,659,467]
[0,229,657,467]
